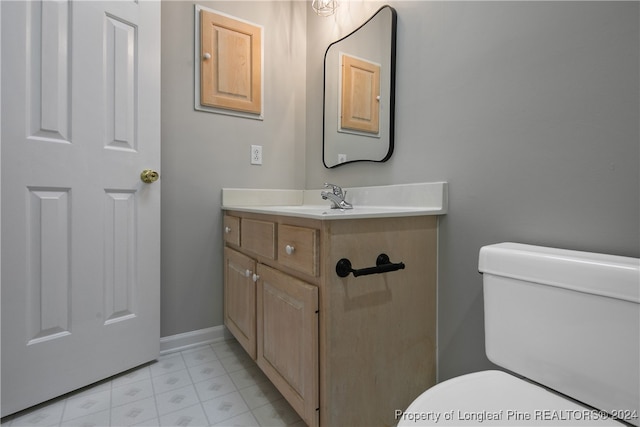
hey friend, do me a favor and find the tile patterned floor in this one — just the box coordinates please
[1,339,305,427]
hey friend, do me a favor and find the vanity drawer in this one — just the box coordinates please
[223,215,240,246]
[241,218,276,259]
[278,224,319,277]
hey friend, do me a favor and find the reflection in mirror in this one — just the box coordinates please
[323,5,397,168]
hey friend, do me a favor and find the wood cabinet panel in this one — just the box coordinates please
[320,216,437,426]
[241,218,275,259]
[257,264,319,427]
[224,248,257,359]
[278,224,319,277]
[341,54,380,134]
[199,9,261,114]
[223,211,437,426]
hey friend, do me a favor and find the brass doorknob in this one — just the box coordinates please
[140,169,159,184]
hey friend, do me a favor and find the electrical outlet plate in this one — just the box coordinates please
[251,145,263,165]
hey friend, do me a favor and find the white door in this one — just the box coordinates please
[1,0,161,416]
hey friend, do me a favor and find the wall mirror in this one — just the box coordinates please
[323,5,397,168]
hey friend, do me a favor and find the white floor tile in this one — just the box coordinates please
[219,353,255,374]
[211,341,244,360]
[159,403,209,427]
[194,374,238,402]
[150,354,187,377]
[112,366,152,388]
[251,399,302,427]
[70,381,112,400]
[187,360,226,383]
[62,408,111,427]
[152,369,193,395]
[0,340,301,427]
[201,391,250,425]
[155,385,201,417]
[132,416,160,426]
[238,382,283,410]
[109,396,158,427]
[5,400,65,427]
[212,411,260,427]
[111,379,155,408]
[228,365,270,390]
[181,346,219,367]
[62,389,111,421]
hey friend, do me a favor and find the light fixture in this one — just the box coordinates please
[312,0,338,16]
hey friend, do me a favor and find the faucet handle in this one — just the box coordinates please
[324,183,343,196]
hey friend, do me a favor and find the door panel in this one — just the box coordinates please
[1,0,160,416]
[27,188,72,343]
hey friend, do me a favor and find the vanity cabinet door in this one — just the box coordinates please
[256,264,319,427]
[224,248,257,359]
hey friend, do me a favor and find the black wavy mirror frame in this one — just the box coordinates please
[323,5,397,168]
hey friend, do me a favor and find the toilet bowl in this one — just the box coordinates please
[399,243,639,426]
[399,370,620,426]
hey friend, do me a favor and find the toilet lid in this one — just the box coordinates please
[397,370,623,426]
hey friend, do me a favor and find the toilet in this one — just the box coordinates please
[399,243,640,426]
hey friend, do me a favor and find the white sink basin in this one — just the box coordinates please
[222,182,448,220]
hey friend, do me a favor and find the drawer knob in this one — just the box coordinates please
[224,226,232,234]
[244,269,252,278]
[252,273,260,282]
[285,244,295,255]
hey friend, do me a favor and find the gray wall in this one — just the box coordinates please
[161,1,639,382]
[160,1,307,336]
[306,1,639,380]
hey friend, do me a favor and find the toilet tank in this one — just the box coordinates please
[479,243,640,425]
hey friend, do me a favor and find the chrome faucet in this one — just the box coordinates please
[321,183,353,210]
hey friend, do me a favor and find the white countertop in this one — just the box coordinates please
[222,182,448,220]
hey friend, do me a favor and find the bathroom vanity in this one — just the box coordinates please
[222,183,447,426]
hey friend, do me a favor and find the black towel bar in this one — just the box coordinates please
[335,253,405,278]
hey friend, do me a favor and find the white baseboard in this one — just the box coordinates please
[159,325,234,355]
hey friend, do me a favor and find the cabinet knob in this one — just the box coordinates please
[285,244,295,255]
[244,269,252,278]
[225,226,232,234]
[252,273,260,282]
